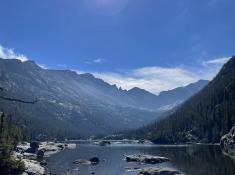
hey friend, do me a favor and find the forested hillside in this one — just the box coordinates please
[134,56,235,144]
[0,112,25,174]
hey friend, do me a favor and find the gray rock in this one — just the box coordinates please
[37,149,45,159]
[57,144,65,150]
[220,126,235,159]
[73,157,100,165]
[99,141,111,146]
[40,160,47,166]
[139,167,181,175]
[90,157,99,165]
[124,154,169,164]
[73,159,91,165]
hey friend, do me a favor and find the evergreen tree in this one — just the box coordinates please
[0,113,25,174]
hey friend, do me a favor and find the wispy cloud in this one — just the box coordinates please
[197,56,231,80]
[89,57,231,94]
[85,58,104,64]
[93,58,104,63]
[202,57,230,66]
[92,67,198,95]
[0,45,29,62]
[38,64,48,69]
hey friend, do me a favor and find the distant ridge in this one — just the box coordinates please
[126,80,209,110]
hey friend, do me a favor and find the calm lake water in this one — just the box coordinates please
[46,143,235,175]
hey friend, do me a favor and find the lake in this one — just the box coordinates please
[46,143,235,175]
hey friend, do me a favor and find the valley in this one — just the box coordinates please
[0,1,235,174]
[0,58,208,139]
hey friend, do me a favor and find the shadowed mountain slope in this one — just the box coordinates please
[137,56,235,144]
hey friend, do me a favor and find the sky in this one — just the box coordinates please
[0,0,234,94]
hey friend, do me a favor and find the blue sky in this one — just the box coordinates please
[0,0,234,94]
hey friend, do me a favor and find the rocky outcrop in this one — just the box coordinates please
[15,142,76,175]
[220,126,235,159]
[139,167,181,175]
[124,154,169,164]
[22,159,45,175]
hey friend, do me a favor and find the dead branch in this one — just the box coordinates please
[0,87,38,104]
[0,95,38,104]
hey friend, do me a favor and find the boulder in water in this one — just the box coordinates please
[73,159,91,165]
[90,157,99,165]
[99,141,111,146]
[73,157,100,165]
[139,167,181,175]
[124,154,169,164]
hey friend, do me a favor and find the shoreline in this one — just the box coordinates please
[14,140,221,175]
[14,142,76,175]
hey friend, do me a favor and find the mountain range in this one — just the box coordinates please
[0,58,208,139]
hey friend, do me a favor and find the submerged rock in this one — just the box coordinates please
[139,167,181,175]
[125,167,142,172]
[124,154,169,164]
[73,157,100,165]
[220,126,235,159]
[73,159,91,165]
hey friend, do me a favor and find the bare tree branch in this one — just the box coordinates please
[0,86,38,104]
[0,95,38,104]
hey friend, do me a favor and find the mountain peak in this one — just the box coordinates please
[80,73,95,79]
[24,60,36,64]
[129,87,149,93]
[0,58,22,64]
[129,87,142,91]
[128,87,157,97]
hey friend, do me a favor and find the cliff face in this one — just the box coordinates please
[221,125,235,160]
